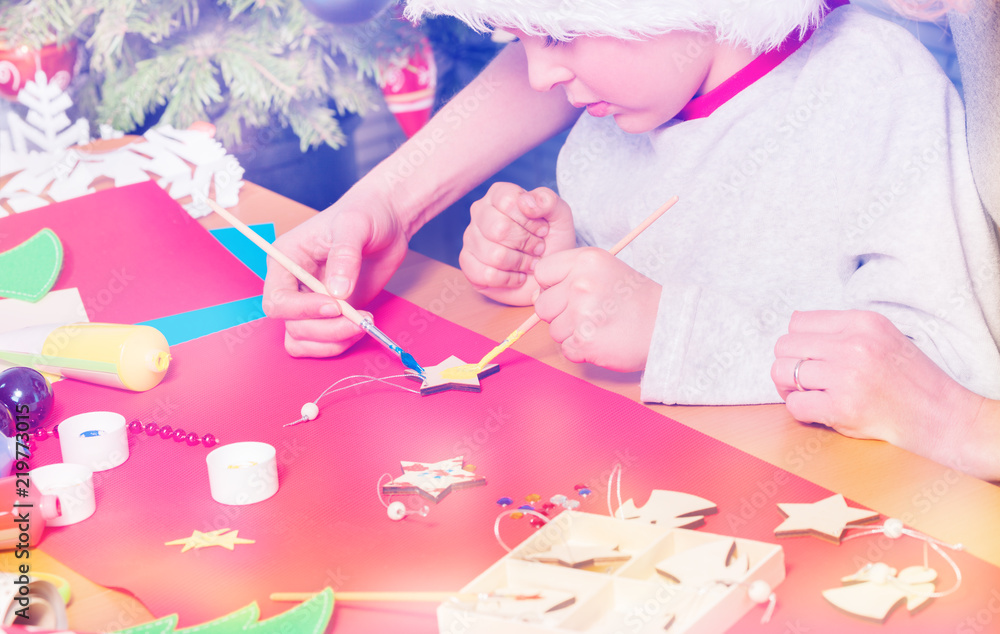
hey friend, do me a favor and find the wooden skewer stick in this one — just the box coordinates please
[270,591,475,603]
[475,195,680,368]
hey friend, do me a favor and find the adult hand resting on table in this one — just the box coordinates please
[772,310,1000,480]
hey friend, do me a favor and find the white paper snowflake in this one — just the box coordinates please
[0,71,244,218]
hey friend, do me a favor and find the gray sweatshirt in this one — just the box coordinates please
[556,5,1000,404]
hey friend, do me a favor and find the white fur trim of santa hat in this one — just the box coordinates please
[403,0,832,53]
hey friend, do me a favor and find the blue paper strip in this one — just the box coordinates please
[208,224,276,279]
[140,223,276,345]
[139,295,266,346]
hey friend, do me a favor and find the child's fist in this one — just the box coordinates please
[460,183,576,306]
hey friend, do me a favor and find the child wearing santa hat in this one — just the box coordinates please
[398,0,1000,405]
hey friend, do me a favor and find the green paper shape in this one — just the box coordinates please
[0,228,64,302]
[175,603,259,633]
[246,588,333,634]
[118,588,334,634]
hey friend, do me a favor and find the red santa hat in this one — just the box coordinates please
[403,0,833,53]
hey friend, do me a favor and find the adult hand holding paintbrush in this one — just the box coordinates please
[207,200,424,376]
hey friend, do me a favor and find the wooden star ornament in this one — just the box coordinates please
[382,456,487,502]
[774,494,880,543]
[405,355,499,395]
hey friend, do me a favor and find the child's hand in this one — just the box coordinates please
[460,183,576,306]
[533,248,662,371]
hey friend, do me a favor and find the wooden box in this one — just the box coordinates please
[437,511,784,633]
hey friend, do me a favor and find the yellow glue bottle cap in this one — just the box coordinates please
[147,351,171,373]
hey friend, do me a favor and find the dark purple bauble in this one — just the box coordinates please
[298,0,392,23]
[0,404,15,439]
[0,367,54,433]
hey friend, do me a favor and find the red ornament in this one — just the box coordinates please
[0,39,78,101]
[380,37,436,138]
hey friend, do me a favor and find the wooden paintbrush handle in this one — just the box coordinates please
[206,198,366,326]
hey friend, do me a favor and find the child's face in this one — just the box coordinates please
[512,30,717,133]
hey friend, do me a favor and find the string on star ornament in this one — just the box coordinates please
[287,374,421,426]
[376,472,429,521]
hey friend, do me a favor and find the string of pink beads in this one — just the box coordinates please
[28,421,218,452]
[127,420,218,447]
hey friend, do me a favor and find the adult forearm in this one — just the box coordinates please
[352,42,581,238]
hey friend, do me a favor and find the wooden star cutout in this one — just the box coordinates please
[405,355,499,395]
[382,456,486,502]
[165,528,255,552]
[524,543,631,569]
[774,494,880,543]
[615,490,718,529]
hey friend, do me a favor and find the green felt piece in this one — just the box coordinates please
[0,228,64,302]
[175,603,259,633]
[120,588,333,634]
[245,588,333,634]
[118,615,179,634]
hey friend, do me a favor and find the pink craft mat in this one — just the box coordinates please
[31,293,1000,634]
[0,181,263,323]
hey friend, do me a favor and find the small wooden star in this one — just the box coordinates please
[382,456,486,502]
[525,544,631,569]
[774,494,880,543]
[405,355,499,395]
[165,528,255,552]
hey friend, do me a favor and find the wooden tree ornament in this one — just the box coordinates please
[615,490,717,529]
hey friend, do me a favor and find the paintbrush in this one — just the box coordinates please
[453,195,680,377]
[205,199,425,377]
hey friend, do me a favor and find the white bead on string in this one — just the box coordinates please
[376,473,429,522]
[842,518,964,598]
[288,375,421,426]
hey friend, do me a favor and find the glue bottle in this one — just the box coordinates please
[0,323,171,392]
